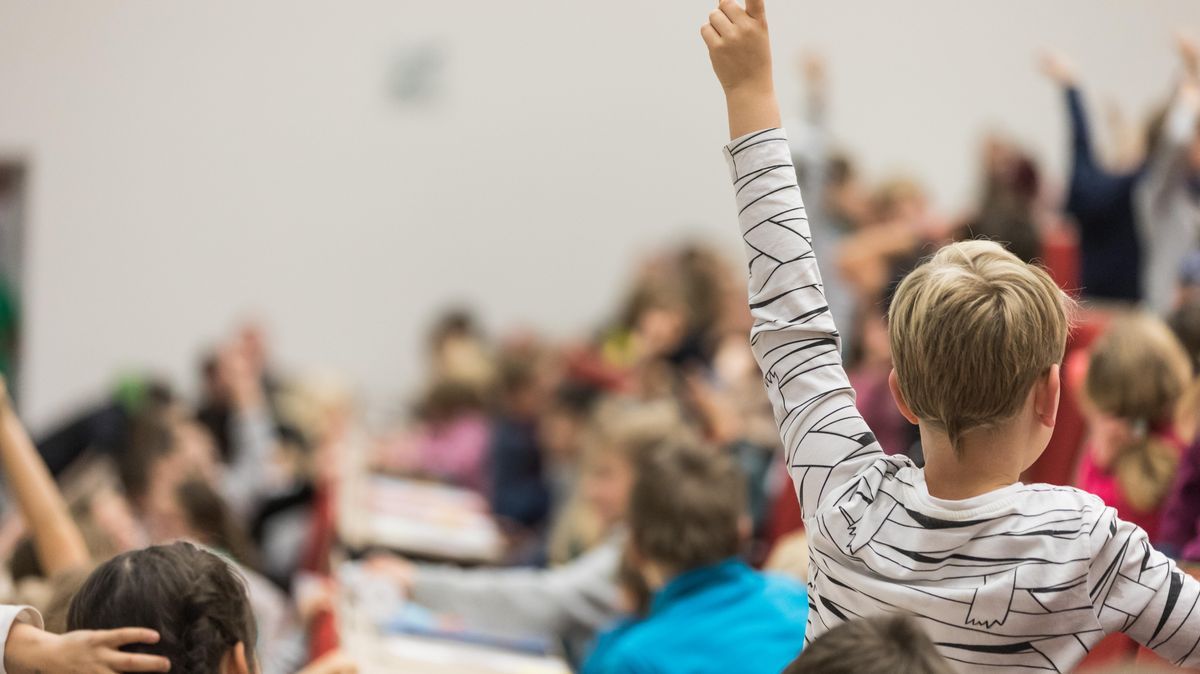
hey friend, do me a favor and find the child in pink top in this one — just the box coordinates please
[1074,313,1193,543]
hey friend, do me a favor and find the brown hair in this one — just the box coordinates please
[177,477,262,572]
[888,240,1071,450]
[546,397,687,565]
[784,614,954,674]
[1086,313,1192,512]
[629,440,744,572]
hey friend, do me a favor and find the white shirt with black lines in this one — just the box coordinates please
[725,127,1200,672]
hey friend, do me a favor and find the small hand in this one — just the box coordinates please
[363,553,416,593]
[1039,50,1076,86]
[5,624,172,674]
[701,0,772,96]
[1178,30,1200,78]
[799,51,825,86]
[701,0,780,139]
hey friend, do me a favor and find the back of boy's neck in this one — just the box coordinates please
[919,429,1024,501]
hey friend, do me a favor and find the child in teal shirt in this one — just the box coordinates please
[582,441,807,674]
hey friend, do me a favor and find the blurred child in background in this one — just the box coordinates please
[367,398,686,664]
[581,440,808,674]
[1075,313,1194,542]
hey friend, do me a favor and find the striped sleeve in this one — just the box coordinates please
[1088,508,1200,665]
[724,128,883,519]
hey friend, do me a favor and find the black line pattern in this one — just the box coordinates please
[725,128,1200,672]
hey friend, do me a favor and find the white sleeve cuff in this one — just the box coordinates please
[0,605,44,674]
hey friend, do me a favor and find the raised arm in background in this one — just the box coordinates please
[790,52,830,197]
[0,378,90,577]
[702,0,883,519]
[1138,34,1200,315]
[1041,53,1102,186]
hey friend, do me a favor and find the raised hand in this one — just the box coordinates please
[702,0,772,95]
[700,0,781,139]
[799,51,826,87]
[1039,50,1076,86]
[5,625,172,674]
[1178,31,1200,79]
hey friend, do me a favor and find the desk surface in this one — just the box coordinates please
[360,633,570,674]
[340,474,504,564]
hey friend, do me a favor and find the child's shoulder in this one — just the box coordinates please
[1005,482,1116,538]
[760,568,808,593]
[1014,481,1109,508]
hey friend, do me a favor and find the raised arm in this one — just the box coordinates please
[702,0,882,519]
[0,378,90,576]
[1140,35,1200,206]
[366,537,621,637]
[790,52,831,198]
[1040,52,1098,177]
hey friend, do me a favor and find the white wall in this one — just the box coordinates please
[0,0,1196,429]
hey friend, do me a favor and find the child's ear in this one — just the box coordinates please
[221,642,252,674]
[888,369,920,425]
[1034,364,1061,429]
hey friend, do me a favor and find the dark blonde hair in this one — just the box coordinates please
[784,614,954,674]
[1086,313,1192,512]
[889,240,1071,450]
[629,440,744,572]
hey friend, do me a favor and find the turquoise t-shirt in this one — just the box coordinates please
[582,559,809,674]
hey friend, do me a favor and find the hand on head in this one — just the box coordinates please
[5,624,171,674]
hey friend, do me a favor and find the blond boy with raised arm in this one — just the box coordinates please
[701,1,1200,670]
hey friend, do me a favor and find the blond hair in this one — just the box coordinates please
[888,240,1071,449]
[1086,312,1192,512]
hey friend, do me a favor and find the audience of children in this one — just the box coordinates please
[0,2,1197,672]
[366,398,685,663]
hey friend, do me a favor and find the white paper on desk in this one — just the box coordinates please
[384,635,570,674]
[340,562,404,626]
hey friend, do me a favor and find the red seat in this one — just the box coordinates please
[304,482,340,659]
[1022,314,1109,487]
